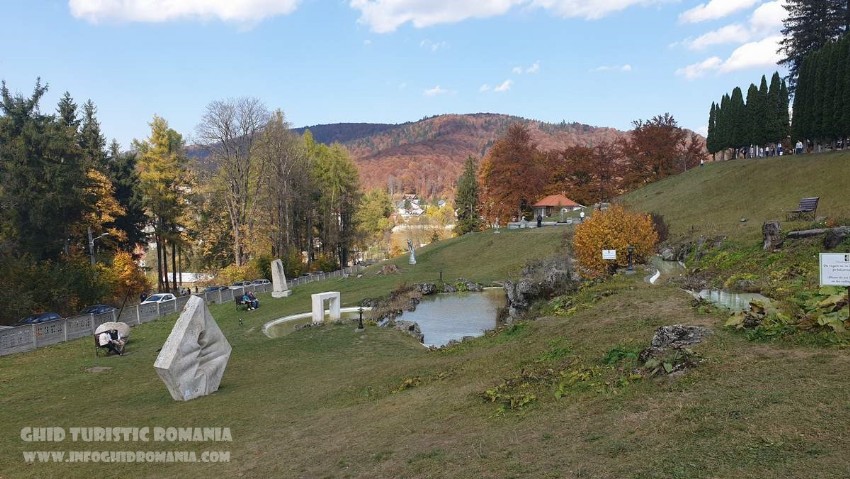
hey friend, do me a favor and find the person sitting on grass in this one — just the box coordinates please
[97,329,125,355]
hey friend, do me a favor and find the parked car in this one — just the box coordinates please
[140,293,177,304]
[230,281,252,290]
[203,285,229,293]
[17,312,62,325]
[251,279,270,286]
[79,304,116,315]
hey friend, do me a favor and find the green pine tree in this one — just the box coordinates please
[454,156,481,235]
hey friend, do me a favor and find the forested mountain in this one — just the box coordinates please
[298,113,629,199]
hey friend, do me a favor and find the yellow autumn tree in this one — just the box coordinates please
[572,205,658,278]
[103,251,149,303]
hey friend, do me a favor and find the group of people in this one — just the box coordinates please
[242,291,259,310]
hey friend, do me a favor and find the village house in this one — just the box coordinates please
[532,194,583,219]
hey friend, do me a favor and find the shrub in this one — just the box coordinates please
[572,205,658,278]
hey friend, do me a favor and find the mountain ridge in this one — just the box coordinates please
[296,113,630,198]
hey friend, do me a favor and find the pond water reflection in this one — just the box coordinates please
[399,288,506,347]
[693,290,771,311]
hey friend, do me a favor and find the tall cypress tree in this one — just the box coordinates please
[719,94,732,154]
[454,156,481,235]
[730,87,747,152]
[745,84,761,149]
[757,76,770,146]
[706,102,717,155]
[768,72,784,144]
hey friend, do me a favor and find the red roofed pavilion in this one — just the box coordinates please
[532,194,583,218]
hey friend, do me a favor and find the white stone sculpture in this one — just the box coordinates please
[311,292,341,324]
[154,296,232,401]
[407,239,416,265]
[271,258,291,298]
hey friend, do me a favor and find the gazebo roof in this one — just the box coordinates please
[533,194,582,208]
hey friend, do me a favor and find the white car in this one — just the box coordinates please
[141,293,176,304]
[230,281,253,290]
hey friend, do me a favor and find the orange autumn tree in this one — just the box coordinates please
[479,123,547,224]
[572,205,657,278]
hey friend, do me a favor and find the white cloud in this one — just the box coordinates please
[424,85,449,96]
[350,0,665,33]
[494,79,513,92]
[480,84,492,92]
[679,0,759,23]
[591,64,632,72]
[686,24,751,50]
[350,0,523,33]
[512,61,540,74]
[530,0,666,20]
[719,35,783,72]
[420,39,449,52]
[749,0,786,34]
[69,0,299,23]
[676,35,782,78]
[676,0,786,75]
[675,56,723,79]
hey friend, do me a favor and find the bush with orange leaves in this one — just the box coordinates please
[572,205,658,279]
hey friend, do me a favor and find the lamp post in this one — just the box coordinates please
[88,226,109,265]
[627,244,635,272]
[357,306,365,331]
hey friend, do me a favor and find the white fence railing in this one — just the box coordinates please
[0,265,363,357]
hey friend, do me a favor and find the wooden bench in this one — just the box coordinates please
[787,197,819,221]
[235,296,249,310]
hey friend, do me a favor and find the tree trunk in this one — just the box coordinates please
[171,239,177,292]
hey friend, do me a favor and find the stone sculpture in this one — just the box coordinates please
[408,239,416,265]
[311,292,341,324]
[271,258,291,298]
[154,296,232,401]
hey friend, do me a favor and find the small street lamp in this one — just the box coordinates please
[627,244,635,272]
[357,306,365,331]
[88,226,109,265]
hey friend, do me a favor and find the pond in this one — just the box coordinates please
[647,256,773,311]
[398,288,506,347]
[262,290,507,348]
[692,289,772,312]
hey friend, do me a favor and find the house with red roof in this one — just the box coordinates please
[532,194,583,218]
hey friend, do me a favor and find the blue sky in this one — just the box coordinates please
[1,0,787,149]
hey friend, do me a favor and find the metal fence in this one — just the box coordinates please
[0,265,363,357]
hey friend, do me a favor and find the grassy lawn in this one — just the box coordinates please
[4,152,850,478]
[620,150,850,242]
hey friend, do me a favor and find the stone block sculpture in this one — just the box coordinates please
[311,292,341,324]
[154,296,232,401]
[271,258,291,298]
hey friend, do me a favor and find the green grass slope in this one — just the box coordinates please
[5,161,850,478]
[620,151,850,242]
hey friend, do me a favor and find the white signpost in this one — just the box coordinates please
[819,253,850,286]
[820,253,850,319]
[602,250,617,260]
